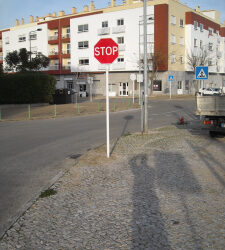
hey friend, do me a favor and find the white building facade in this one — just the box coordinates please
[0,0,225,97]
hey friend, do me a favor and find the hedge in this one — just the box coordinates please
[0,72,56,104]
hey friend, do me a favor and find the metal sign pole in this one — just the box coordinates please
[133,80,135,103]
[170,80,171,99]
[106,64,110,158]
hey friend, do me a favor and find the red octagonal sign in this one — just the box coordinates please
[94,38,119,64]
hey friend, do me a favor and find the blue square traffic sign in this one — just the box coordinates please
[168,75,174,82]
[196,66,208,80]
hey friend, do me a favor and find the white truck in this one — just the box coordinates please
[195,95,225,136]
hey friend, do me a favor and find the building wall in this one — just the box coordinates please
[2,23,48,69]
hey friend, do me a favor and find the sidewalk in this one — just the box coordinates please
[0,124,224,249]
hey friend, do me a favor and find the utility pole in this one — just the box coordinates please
[143,0,148,133]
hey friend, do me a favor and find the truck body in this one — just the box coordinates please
[195,95,225,136]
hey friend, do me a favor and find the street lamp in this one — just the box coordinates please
[29,28,42,61]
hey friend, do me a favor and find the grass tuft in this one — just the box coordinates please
[39,188,57,198]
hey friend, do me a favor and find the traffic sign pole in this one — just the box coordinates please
[170,80,171,99]
[106,64,110,158]
[94,38,119,158]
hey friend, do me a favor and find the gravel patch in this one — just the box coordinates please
[0,125,224,249]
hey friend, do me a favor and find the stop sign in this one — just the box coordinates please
[94,38,119,64]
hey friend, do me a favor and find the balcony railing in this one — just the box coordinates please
[112,63,126,70]
[48,35,58,41]
[98,27,110,35]
[112,25,125,34]
[48,65,59,70]
[62,65,70,70]
[49,50,58,55]
[62,34,70,39]
[62,50,71,54]
[119,44,125,51]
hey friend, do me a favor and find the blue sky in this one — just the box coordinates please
[0,0,225,30]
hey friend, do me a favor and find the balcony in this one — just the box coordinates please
[48,35,58,44]
[47,65,59,70]
[119,44,125,51]
[62,65,70,71]
[112,26,125,34]
[62,34,70,39]
[98,27,110,35]
[49,35,58,40]
[98,64,107,70]
[49,50,58,55]
[112,63,126,70]
[62,50,70,55]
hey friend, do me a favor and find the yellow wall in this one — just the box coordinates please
[168,0,190,71]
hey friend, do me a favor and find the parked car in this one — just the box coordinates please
[198,88,222,96]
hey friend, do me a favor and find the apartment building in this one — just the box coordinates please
[0,0,225,97]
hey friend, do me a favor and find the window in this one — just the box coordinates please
[66,43,70,54]
[78,24,88,33]
[79,59,89,65]
[200,40,203,48]
[194,38,198,47]
[102,21,108,28]
[18,35,26,42]
[194,21,198,30]
[185,80,189,90]
[54,31,58,36]
[178,81,182,89]
[180,19,184,28]
[179,37,184,45]
[5,37,9,44]
[208,28,213,36]
[200,23,204,32]
[171,34,176,44]
[153,80,162,91]
[117,57,124,62]
[171,54,176,64]
[208,59,213,66]
[216,30,219,36]
[171,15,176,25]
[117,37,124,44]
[208,42,213,51]
[179,55,184,64]
[78,41,89,49]
[117,19,124,26]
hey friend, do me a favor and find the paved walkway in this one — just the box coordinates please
[0,124,224,249]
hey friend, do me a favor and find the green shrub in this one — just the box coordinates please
[0,72,56,104]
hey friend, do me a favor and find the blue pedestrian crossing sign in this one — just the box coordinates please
[196,66,208,80]
[168,75,174,82]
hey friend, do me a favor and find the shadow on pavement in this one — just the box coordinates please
[111,115,133,155]
[129,154,171,249]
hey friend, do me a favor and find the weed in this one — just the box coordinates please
[39,188,57,198]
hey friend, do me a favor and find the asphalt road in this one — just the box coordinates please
[0,98,196,238]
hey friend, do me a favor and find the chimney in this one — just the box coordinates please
[21,18,25,25]
[195,6,200,12]
[35,16,39,22]
[72,7,77,14]
[15,19,19,26]
[89,1,95,11]
[52,12,57,17]
[58,11,65,17]
[29,15,34,23]
[111,0,116,7]
[83,5,89,12]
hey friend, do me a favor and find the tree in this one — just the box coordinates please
[186,46,212,91]
[5,48,50,72]
[139,49,166,94]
